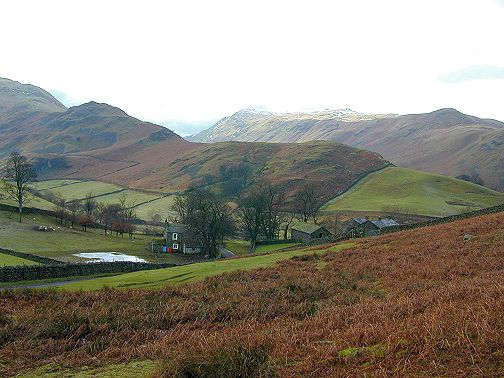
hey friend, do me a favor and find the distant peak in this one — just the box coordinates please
[432,108,462,114]
[70,101,129,117]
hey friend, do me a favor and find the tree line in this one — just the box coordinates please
[51,192,137,238]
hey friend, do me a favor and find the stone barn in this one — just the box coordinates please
[291,223,332,242]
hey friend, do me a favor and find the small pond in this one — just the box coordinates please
[73,252,146,263]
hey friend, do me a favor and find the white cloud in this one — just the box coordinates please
[1,0,503,132]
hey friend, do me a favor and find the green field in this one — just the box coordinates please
[0,194,55,211]
[322,167,504,217]
[255,243,299,253]
[224,239,250,255]
[61,242,353,290]
[0,210,189,264]
[225,240,299,256]
[30,179,176,222]
[0,252,39,266]
[32,179,124,200]
[30,179,81,191]
[133,195,177,221]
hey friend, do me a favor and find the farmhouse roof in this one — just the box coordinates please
[369,218,399,229]
[166,224,188,233]
[353,218,368,225]
[291,223,327,235]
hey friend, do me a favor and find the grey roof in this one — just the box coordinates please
[166,224,188,233]
[291,223,329,235]
[369,218,399,229]
[353,218,368,225]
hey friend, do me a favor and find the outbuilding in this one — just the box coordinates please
[291,223,332,242]
[351,217,399,237]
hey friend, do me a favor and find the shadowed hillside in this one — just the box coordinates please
[191,108,504,191]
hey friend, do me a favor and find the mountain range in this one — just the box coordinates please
[0,78,389,203]
[190,108,504,191]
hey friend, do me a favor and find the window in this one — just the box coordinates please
[319,233,324,238]
[172,233,178,240]
[173,243,179,250]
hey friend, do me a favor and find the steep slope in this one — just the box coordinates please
[191,108,504,191]
[322,167,504,216]
[189,108,395,143]
[0,77,66,121]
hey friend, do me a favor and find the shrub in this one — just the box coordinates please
[161,343,276,378]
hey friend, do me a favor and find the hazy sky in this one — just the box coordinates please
[1,0,504,135]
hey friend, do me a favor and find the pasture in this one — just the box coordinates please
[0,210,188,264]
[323,167,504,216]
[0,252,39,267]
[29,179,177,222]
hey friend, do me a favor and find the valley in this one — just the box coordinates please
[1,77,503,377]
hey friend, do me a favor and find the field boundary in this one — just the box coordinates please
[0,248,64,265]
[0,260,176,282]
[321,163,395,210]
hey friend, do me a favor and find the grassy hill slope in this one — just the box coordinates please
[2,210,503,376]
[322,167,504,216]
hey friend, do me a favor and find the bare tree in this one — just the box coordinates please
[66,200,80,227]
[99,203,121,236]
[117,194,137,239]
[239,191,265,251]
[1,152,37,222]
[173,189,234,258]
[53,194,68,224]
[82,192,96,218]
[238,182,286,247]
[294,183,322,224]
[261,183,285,240]
[282,212,296,240]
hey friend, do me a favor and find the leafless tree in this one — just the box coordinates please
[1,152,37,222]
[238,182,285,247]
[66,200,80,227]
[82,192,96,218]
[294,183,322,224]
[173,189,234,258]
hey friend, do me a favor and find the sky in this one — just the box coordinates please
[1,0,504,135]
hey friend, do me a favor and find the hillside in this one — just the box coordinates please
[1,211,503,376]
[190,108,504,191]
[322,167,504,216]
[0,78,392,200]
[0,77,66,123]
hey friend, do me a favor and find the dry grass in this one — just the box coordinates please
[0,212,503,377]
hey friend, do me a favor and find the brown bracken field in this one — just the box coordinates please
[0,212,503,377]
